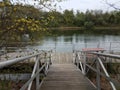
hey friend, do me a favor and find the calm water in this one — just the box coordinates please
[30,30,120,52]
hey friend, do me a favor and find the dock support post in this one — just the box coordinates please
[96,57,101,90]
[83,52,86,75]
[36,56,40,90]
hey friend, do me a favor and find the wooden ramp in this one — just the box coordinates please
[39,64,96,90]
[52,53,73,64]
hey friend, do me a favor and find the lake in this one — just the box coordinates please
[28,30,120,52]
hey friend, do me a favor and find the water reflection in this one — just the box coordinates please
[32,30,120,52]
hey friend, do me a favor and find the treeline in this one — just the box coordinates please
[1,2,120,30]
[1,1,120,33]
[47,9,120,28]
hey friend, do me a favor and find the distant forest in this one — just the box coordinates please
[1,2,120,32]
[48,9,120,28]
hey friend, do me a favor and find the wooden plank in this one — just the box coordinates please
[39,64,97,90]
[52,53,73,64]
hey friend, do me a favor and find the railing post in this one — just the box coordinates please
[83,52,86,75]
[76,53,79,67]
[97,42,100,48]
[74,51,77,65]
[44,52,47,76]
[72,50,75,64]
[45,52,49,74]
[28,55,39,90]
[96,56,101,90]
[109,42,112,53]
[78,52,84,74]
[36,55,40,90]
[98,57,116,90]
[50,50,52,65]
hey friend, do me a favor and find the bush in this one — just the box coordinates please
[84,21,94,30]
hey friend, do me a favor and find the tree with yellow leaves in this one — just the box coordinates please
[0,0,63,44]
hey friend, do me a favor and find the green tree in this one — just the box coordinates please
[46,11,64,27]
[114,11,120,24]
[84,21,94,30]
[63,9,75,26]
[75,10,85,26]
[108,13,115,24]
[93,10,105,26]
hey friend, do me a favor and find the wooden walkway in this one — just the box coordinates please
[52,53,73,64]
[39,64,97,90]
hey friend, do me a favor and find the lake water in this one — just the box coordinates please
[29,30,120,52]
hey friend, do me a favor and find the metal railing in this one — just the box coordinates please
[73,50,120,90]
[0,50,53,90]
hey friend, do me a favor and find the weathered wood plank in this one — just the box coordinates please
[39,64,96,90]
[52,53,73,64]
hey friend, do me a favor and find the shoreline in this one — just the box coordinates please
[49,26,120,30]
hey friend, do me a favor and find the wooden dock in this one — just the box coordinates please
[39,64,96,90]
[52,53,73,64]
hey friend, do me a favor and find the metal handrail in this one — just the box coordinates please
[0,50,53,90]
[0,52,42,69]
[90,52,120,59]
[74,51,120,90]
[20,62,47,90]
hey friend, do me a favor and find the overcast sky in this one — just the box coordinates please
[57,0,120,12]
[0,0,119,12]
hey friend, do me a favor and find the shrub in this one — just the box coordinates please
[84,21,94,30]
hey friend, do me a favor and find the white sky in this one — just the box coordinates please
[57,0,120,12]
[0,0,119,12]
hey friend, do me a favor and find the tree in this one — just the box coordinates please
[63,9,75,26]
[104,0,120,11]
[84,21,94,30]
[44,11,64,27]
[115,11,120,24]
[108,13,115,24]
[75,10,85,26]
[93,10,105,26]
[0,0,64,44]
